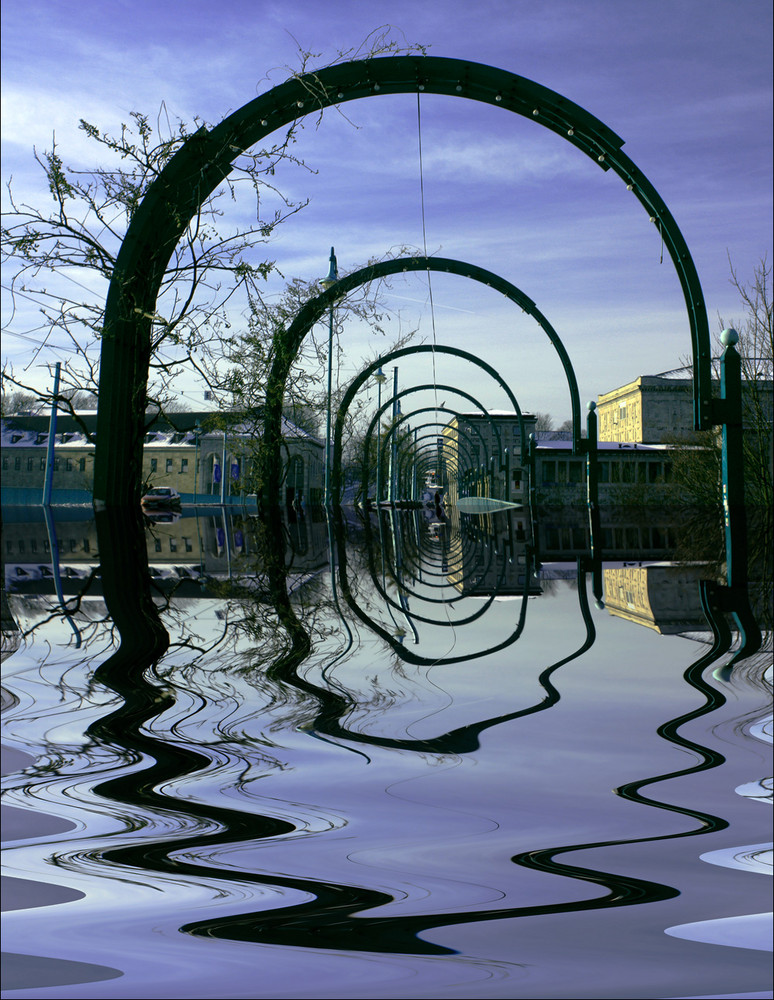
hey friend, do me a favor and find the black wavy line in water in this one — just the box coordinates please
[179,557,670,952]
[86,510,730,958]
[182,563,734,954]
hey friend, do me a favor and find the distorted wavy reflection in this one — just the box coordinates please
[1,503,771,999]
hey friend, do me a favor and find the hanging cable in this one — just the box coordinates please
[416,93,459,666]
[416,93,439,414]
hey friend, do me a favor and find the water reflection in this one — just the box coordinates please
[2,503,771,997]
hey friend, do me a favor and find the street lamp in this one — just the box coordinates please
[374,366,387,501]
[320,247,338,505]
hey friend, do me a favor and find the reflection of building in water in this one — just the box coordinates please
[536,506,682,562]
[603,564,707,634]
[1,410,323,505]
[445,508,541,596]
[2,508,329,600]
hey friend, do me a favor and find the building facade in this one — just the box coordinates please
[442,411,538,504]
[1,411,324,505]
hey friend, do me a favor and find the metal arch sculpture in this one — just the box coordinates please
[358,383,505,501]
[94,55,713,505]
[329,343,525,505]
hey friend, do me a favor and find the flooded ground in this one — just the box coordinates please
[1,505,771,999]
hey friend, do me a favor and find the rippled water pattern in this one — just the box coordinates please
[1,506,772,999]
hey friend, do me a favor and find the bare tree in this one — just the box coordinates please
[1,29,427,442]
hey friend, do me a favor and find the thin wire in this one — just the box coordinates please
[416,94,439,414]
[416,94,459,665]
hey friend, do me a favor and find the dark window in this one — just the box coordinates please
[169,538,177,552]
[166,458,173,473]
[663,462,673,483]
[18,540,25,553]
[27,457,34,471]
[183,537,193,552]
[79,457,86,472]
[181,458,189,473]
[30,539,37,553]
[83,539,90,553]
[648,462,661,483]
[569,461,583,484]
[611,463,620,483]
[637,463,647,484]
[598,461,609,483]
[154,539,162,553]
[622,463,634,483]
[39,457,45,471]
[150,458,158,473]
[2,458,7,470]
[541,461,556,484]
[66,458,73,472]
[14,457,21,471]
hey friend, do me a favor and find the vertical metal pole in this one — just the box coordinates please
[193,424,200,502]
[376,378,383,502]
[719,329,747,590]
[586,400,602,598]
[324,301,334,505]
[586,401,599,511]
[43,362,61,506]
[220,430,226,504]
[389,367,398,502]
[322,247,338,506]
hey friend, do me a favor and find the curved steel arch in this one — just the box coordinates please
[329,343,525,504]
[358,383,504,501]
[94,55,712,505]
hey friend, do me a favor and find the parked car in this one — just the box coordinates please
[141,486,181,507]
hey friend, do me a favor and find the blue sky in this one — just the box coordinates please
[2,0,772,422]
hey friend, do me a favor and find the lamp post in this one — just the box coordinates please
[374,367,387,501]
[320,246,338,505]
[388,374,399,503]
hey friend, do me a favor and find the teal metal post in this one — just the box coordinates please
[389,368,398,502]
[586,401,599,511]
[374,367,386,502]
[42,362,61,505]
[321,247,338,505]
[719,329,747,590]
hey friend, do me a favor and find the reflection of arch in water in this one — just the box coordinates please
[94,56,713,507]
[359,511,518,631]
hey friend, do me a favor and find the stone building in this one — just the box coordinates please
[1,410,324,505]
[596,370,773,444]
[442,411,538,504]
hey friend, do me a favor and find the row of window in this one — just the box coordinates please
[6,537,91,554]
[149,458,189,474]
[539,459,673,485]
[152,537,195,553]
[541,524,677,552]
[3,456,90,472]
